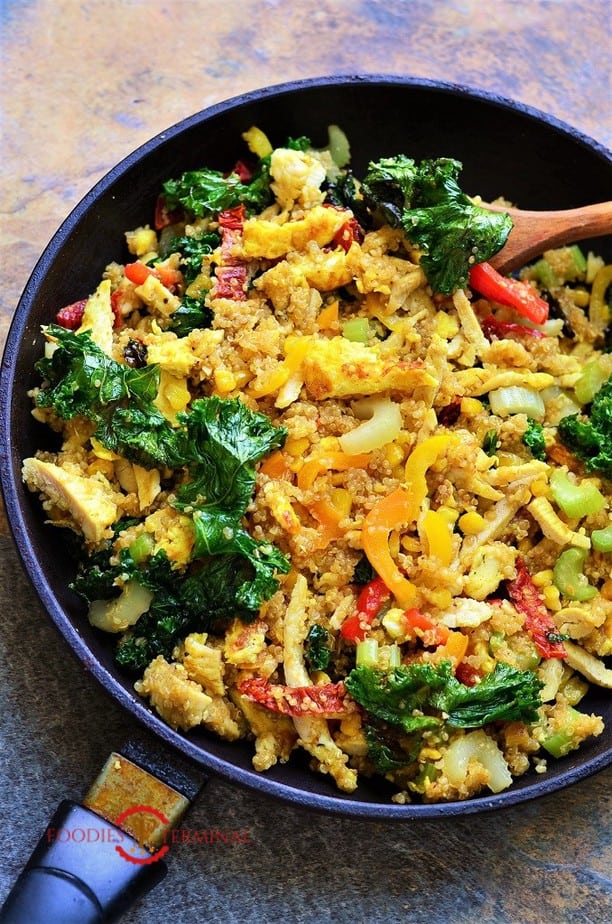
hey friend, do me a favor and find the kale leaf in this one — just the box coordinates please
[305,624,332,671]
[167,232,220,284]
[361,156,512,294]
[163,161,272,218]
[522,418,547,461]
[345,661,543,733]
[35,326,179,469]
[557,373,612,477]
[169,297,214,336]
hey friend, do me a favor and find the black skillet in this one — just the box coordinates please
[0,76,610,862]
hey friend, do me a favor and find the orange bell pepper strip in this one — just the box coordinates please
[297,451,371,491]
[362,487,418,608]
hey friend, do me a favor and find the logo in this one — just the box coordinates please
[114,804,170,865]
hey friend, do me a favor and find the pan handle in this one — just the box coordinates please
[0,800,166,923]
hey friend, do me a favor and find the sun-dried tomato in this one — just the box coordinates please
[238,676,357,718]
[507,558,567,659]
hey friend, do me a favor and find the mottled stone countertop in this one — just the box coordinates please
[0,2,610,922]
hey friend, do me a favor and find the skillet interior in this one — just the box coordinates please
[1,75,611,818]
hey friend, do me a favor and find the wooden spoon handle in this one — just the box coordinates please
[486,200,612,273]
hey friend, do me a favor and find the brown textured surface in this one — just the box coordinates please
[1,2,610,922]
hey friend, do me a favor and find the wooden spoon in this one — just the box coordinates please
[484,200,612,274]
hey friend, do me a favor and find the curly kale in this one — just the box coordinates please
[345,661,543,734]
[305,625,332,672]
[361,156,512,294]
[557,374,612,477]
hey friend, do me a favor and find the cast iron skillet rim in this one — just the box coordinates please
[1,74,610,820]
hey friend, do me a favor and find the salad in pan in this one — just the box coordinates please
[23,126,611,801]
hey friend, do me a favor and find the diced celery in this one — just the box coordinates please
[549,469,605,518]
[552,548,597,601]
[356,638,379,667]
[592,525,612,553]
[342,318,371,343]
[569,245,587,276]
[532,258,559,290]
[541,708,582,758]
[129,532,155,564]
[327,124,351,168]
[574,360,608,405]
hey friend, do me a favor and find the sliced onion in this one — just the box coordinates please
[489,386,545,420]
[339,397,402,454]
[88,580,153,633]
[442,729,512,793]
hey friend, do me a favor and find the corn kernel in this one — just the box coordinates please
[382,608,409,640]
[532,569,554,588]
[125,226,158,257]
[543,584,561,611]
[600,580,612,601]
[458,511,487,535]
[437,505,459,525]
[460,397,483,418]
[389,531,400,558]
[213,368,237,395]
[384,442,405,467]
[572,288,590,308]
[420,747,442,761]
[530,479,550,498]
[285,437,310,457]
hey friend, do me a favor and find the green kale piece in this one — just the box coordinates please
[35,326,179,469]
[352,554,375,586]
[522,418,547,461]
[162,160,272,218]
[363,724,412,772]
[345,661,543,733]
[557,374,612,477]
[169,297,214,336]
[361,156,512,294]
[167,232,220,283]
[305,625,332,672]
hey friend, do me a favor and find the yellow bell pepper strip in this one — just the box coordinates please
[404,434,454,523]
[248,336,312,400]
[297,451,371,491]
[469,262,549,325]
[589,264,612,330]
[362,487,418,608]
[421,508,453,566]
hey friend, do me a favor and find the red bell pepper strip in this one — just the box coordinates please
[340,576,391,642]
[124,260,182,290]
[480,314,545,341]
[507,557,567,659]
[403,608,449,647]
[469,261,549,325]
[238,677,357,718]
[333,217,364,253]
